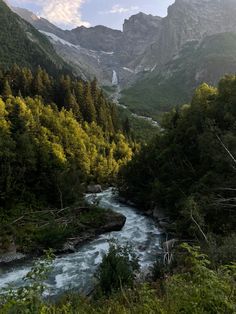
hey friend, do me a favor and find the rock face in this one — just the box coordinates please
[122,31,236,117]
[70,26,122,52]
[140,0,236,68]
[87,185,102,194]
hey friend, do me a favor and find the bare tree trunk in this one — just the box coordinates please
[57,184,64,210]
[190,209,209,244]
[215,134,236,166]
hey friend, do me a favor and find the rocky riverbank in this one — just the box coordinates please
[0,207,126,266]
[59,210,126,254]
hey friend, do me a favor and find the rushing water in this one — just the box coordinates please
[0,189,161,296]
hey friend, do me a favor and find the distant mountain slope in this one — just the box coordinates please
[121,32,236,119]
[0,0,69,74]
[13,0,236,117]
[14,8,162,85]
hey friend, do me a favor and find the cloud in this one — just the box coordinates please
[40,0,90,28]
[101,4,139,15]
[11,0,90,29]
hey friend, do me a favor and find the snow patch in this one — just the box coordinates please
[40,31,79,49]
[122,67,135,73]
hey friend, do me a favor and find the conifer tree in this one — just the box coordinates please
[2,80,12,98]
[83,82,97,123]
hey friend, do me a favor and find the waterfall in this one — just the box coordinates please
[112,70,118,85]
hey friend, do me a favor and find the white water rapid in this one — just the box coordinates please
[0,189,161,296]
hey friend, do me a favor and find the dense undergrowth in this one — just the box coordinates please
[0,244,235,313]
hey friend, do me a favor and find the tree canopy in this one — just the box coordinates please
[119,76,236,239]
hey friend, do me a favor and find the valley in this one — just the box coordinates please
[0,0,235,312]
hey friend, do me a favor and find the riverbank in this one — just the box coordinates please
[0,205,126,266]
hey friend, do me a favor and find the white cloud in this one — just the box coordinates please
[40,0,90,28]
[11,0,90,29]
[101,4,139,15]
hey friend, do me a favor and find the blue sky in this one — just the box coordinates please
[8,0,175,30]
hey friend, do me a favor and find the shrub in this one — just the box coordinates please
[96,242,140,296]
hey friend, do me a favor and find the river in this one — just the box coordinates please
[111,86,161,128]
[0,189,162,296]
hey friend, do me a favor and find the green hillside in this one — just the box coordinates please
[121,32,236,119]
[0,0,69,74]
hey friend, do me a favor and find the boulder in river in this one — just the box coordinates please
[87,184,102,193]
[0,252,26,265]
[59,211,126,253]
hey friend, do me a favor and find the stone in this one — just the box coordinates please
[0,252,26,264]
[87,184,102,193]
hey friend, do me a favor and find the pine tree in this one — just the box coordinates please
[32,66,45,96]
[83,82,96,123]
[2,80,12,98]
[64,90,81,120]
[123,117,131,136]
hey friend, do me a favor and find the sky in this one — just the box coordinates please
[7,0,175,30]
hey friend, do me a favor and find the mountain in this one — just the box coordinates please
[137,0,236,69]
[0,0,69,74]
[15,8,162,85]
[14,0,236,116]
[121,32,236,118]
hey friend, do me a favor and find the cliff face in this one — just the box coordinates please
[141,0,236,67]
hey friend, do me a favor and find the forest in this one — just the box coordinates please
[119,76,236,263]
[0,65,134,255]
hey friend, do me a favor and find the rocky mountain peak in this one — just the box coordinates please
[146,0,236,67]
[70,25,122,52]
[123,12,162,38]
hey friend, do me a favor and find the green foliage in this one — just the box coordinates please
[207,233,236,266]
[1,245,235,313]
[0,94,133,251]
[96,242,140,296]
[119,76,236,241]
[117,106,160,142]
[0,250,54,313]
[0,94,132,211]
[164,244,236,314]
[0,65,120,133]
[0,64,134,255]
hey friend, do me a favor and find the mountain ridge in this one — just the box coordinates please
[13,0,236,116]
[0,0,70,75]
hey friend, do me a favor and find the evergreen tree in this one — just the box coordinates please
[2,80,12,98]
[83,82,97,123]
